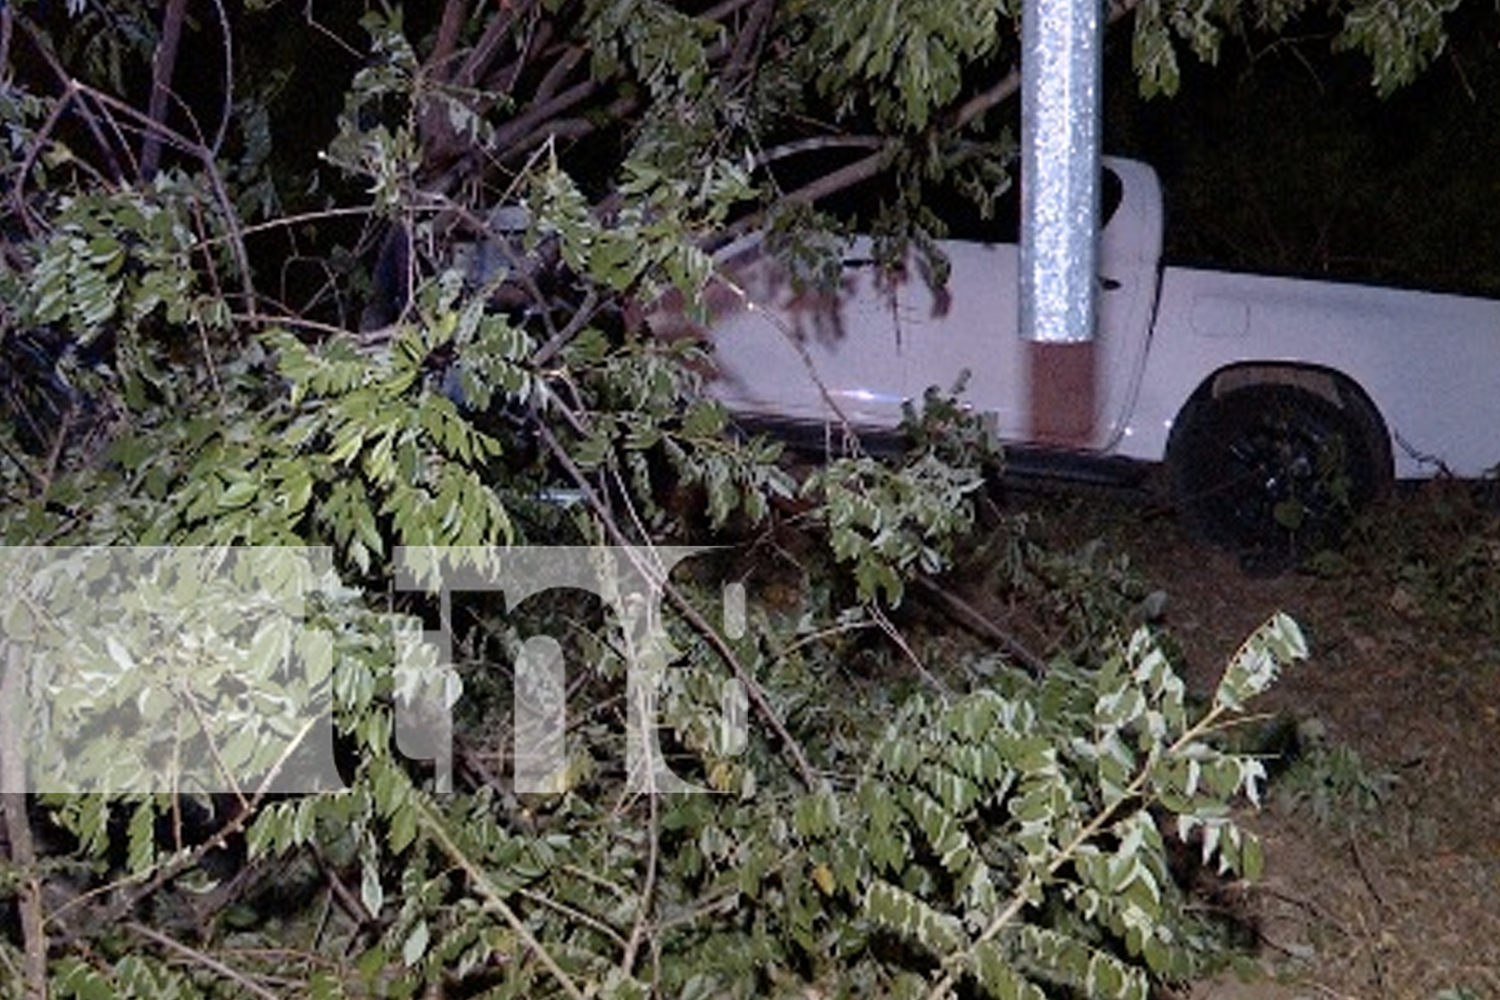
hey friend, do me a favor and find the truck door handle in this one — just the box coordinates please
[1099,276,1122,291]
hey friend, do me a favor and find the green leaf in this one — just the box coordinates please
[126,800,158,874]
[389,800,419,855]
[402,919,430,967]
[361,858,385,916]
[865,880,965,955]
[970,941,1047,1000]
[1215,613,1307,710]
[54,956,124,1000]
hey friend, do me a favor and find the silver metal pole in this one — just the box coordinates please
[1020,0,1102,344]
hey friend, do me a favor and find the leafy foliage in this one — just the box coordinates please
[0,1,1472,998]
[1132,0,1461,98]
[841,614,1306,998]
[1270,719,1399,829]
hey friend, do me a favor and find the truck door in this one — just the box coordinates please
[695,234,911,431]
[896,164,1155,452]
[1091,163,1159,451]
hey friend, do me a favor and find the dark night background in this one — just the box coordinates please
[1106,12,1500,297]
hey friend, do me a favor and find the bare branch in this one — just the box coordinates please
[753,134,888,170]
[301,0,363,59]
[483,16,555,99]
[619,780,660,975]
[63,79,256,313]
[431,0,471,83]
[945,0,1141,132]
[206,0,234,160]
[913,577,1048,677]
[490,78,600,160]
[412,793,589,1000]
[948,66,1021,132]
[459,0,535,89]
[141,0,189,179]
[126,922,283,1000]
[531,287,599,367]
[0,6,13,78]
[723,0,777,84]
[419,4,485,177]
[534,44,586,107]
[47,715,324,944]
[702,0,764,25]
[771,142,898,207]
[12,15,130,183]
[719,140,899,243]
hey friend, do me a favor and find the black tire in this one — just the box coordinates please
[1168,381,1392,566]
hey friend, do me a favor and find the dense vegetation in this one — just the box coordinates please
[0,1,1483,997]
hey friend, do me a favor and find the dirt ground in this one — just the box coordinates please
[1026,488,1500,1000]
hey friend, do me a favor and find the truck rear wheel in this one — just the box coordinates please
[1168,381,1392,567]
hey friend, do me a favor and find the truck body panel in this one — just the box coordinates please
[688,156,1500,481]
[1126,267,1500,478]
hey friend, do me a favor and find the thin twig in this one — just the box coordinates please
[518,885,629,950]
[206,0,234,160]
[1349,836,1389,913]
[12,16,128,182]
[0,435,43,493]
[126,922,283,1000]
[869,603,950,695]
[310,843,374,928]
[301,0,363,60]
[46,715,323,939]
[914,577,1049,676]
[718,141,899,243]
[752,134,888,170]
[531,287,599,367]
[62,78,256,311]
[37,402,73,500]
[620,760,661,976]
[413,793,588,1000]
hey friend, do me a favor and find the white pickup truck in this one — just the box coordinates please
[683,157,1500,553]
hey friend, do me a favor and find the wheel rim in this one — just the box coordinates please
[1218,406,1351,549]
